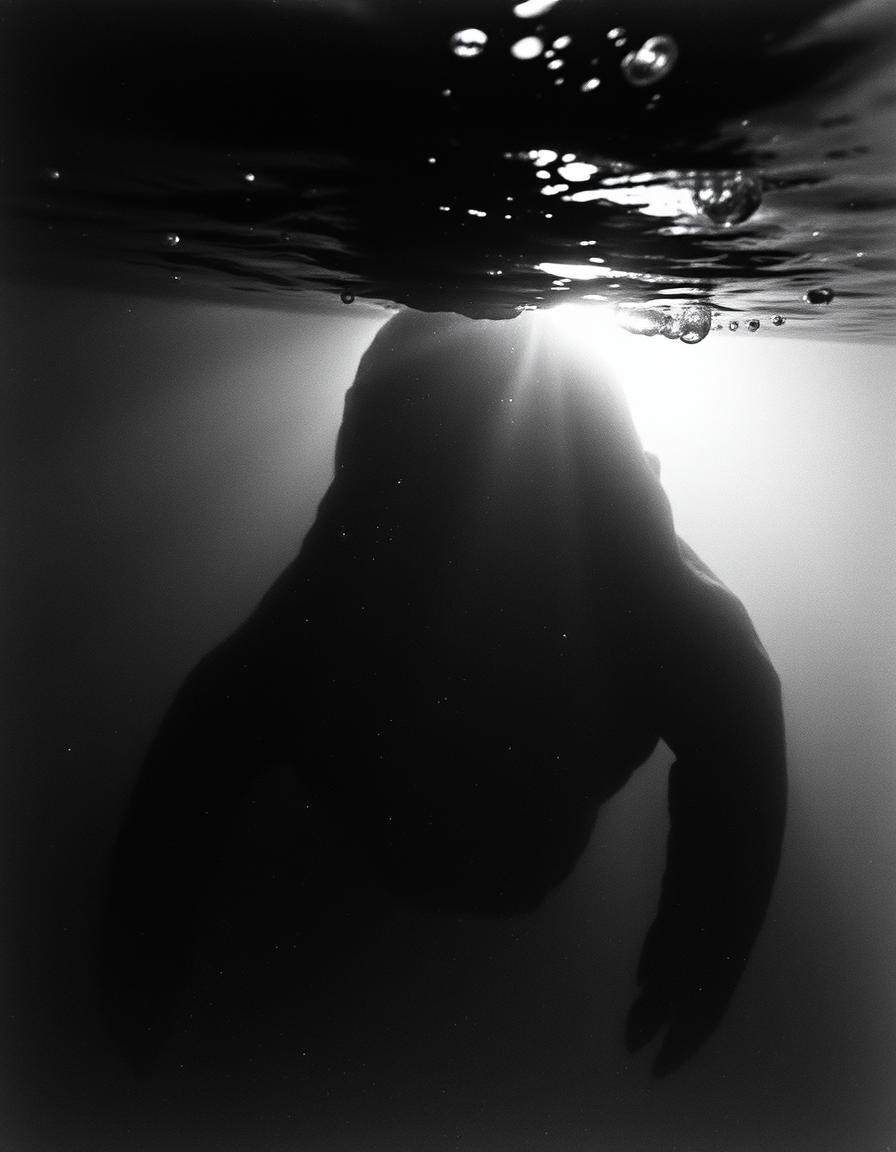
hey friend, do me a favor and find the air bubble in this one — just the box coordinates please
[616,306,668,337]
[805,287,834,304]
[621,35,678,87]
[772,315,785,326]
[164,232,180,247]
[512,0,559,16]
[692,171,762,226]
[552,35,572,49]
[616,303,711,344]
[747,319,760,332]
[678,305,712,344]
[728,321,739,331]
[511,36,544,60]
[244,172,256,182]
[607,27,627,46]
[451,28,488,58]
[48,169,61,180]
[547,58,563,70]
[340,290,355,304]
[581,77,601,92]
[558,161,597,182]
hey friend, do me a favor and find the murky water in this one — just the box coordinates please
[3,0,895,338]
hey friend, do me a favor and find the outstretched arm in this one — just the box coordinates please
[627,552,787,1076]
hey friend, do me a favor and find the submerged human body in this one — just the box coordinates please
[100,310,786,1076]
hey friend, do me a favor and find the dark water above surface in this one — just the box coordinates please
[3,0,895,338]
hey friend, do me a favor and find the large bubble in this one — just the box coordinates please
[620,35,678,87]
[450,29,488,58]
[692,171,763,226]
[616,302,712,344]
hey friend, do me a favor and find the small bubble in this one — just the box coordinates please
[439,205,451,212]
[244,172,256,182]
[855,250,865,258]
[427,157,437,164]
[48,169,61,180]
[805,287,834,305]
[747,319,760,332]
[553,35,572,49]
[621,35,678,86]
[581,77,601,92]
[547,58,563,70]
[553,77,565,85]
[535,169,551,179]
[451,28,488,58]
[441,88,452,97]
[164,232,180,247]
[340,289,355,304]
[811,230,821,238]
[772,315,785,326]
[729,320,739,331]
[562,153,576,162]
[172,274,181,282]
[607,27,627,45]
[510,35,544,60]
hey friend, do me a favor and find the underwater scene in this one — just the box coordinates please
[2,2,895,1150]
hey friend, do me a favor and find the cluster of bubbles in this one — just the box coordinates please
[616,303,712,345]
[692,171,763,227]
[450,22,678,91]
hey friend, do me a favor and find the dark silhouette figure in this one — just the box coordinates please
[99,309,786,1077]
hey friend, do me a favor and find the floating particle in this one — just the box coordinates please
[553,35,572,49]
[621,35,678,87]
[692,171,762,225]
[747,319,760,332]
[805,287,834,304]
[728,320,739,331]
[450,28,487,57]
[340,290,355,304]
[772,315,785,326]
[164,232,180,247]
[581,77,601,92]
[511,36,544,60]
[513,0,560,17]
